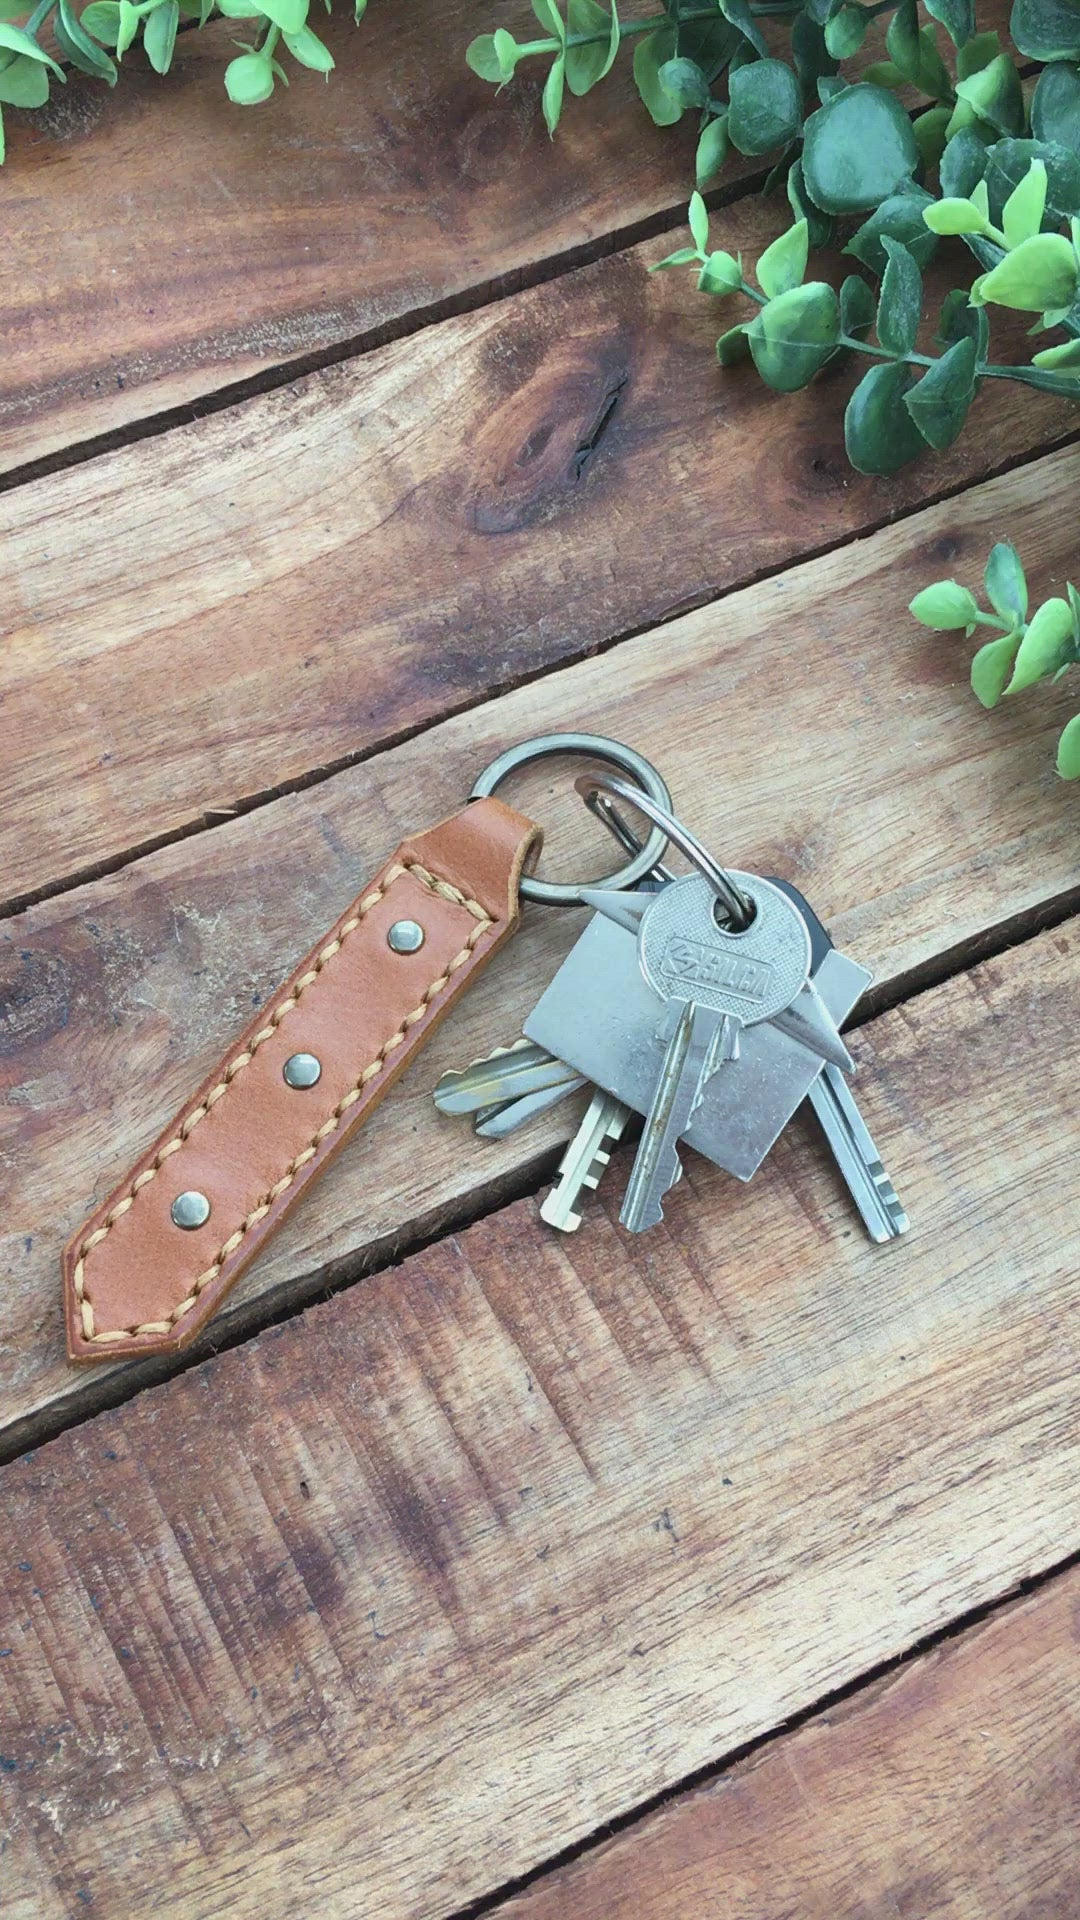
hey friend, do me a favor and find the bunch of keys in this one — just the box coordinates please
[435,755,908,1245]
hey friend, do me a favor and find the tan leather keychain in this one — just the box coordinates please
[63,735,672,1366]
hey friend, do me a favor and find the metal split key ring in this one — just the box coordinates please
[470,733,673,906]
[574,769,756,930]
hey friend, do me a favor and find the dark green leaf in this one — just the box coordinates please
[676,13,740,81]
[983,138,1080,228]
[1032,64,1080,152]
[840,272,875,339]
[878,236,922,356]
[634,23,682,124]
[746,280,841,389]
[971,632,1023,706]
[824,4,866,58]
[566,0,619,96]
[953,52,1024,136]
[718,0,767,58]
[143,0,178,73]
[716,322,752,364]
[802,83,919,213]
[923,0,974,45]
[956,28,1000,76]
[696,113,729,189]
[984,542,1028,624]
[844,189,936,275]
[787,157,834,250]
[844,360,928,472]
[885,0,921,82]
[1010,0,1080,62]
[727,57,801,154]
[791,8,837,94]
[913,105,952,171]
[903,336,978,447]
[657,56,710,109]
[935,286,990,357]
[940,127,989,199]
[912,24,953,99]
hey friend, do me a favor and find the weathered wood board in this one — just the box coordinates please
[4,447,1080,1452]
[499,1565,1080,1920]
[2,206,1074,907]
[1,918,1078,1919]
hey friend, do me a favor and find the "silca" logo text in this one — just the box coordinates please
[660,936,772,1003]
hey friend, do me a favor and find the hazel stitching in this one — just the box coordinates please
[73,861,492,1345]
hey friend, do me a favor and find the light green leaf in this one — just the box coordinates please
[1057,711,1080,778]
[688,189,709,253]
[284,21,333,68]
[953,52,1024,137]
[566,0,619,95]
[1032,335,1080,369]
[913,106,952,172]
[532,0,566,41]
[633,24,681,125]
[1002,159,1048,249]
[54,0,116,79]
[698,249,743,293]
[802,83,919,214]
[117,0,140,52]
[878,236,922,357]
[143,0,178,73]
[971,632,1023,706]
[923,195,990,234]
[903,337,978,449]
[1005,597,1076,693]
[542,53,565,133]
[983,138,1080,231]
[0,21,64,74]
[695,114,729,190]
[467,34,509,83]
[80,2,122,46]
[909,580,982,628]
[0,51,51,105]
[727,57,801,155]
[224,48,275,100]
[956,28,999,76]
[984,543,1028,624]
[756,219,808,299]
[649,246,702,270]
[746,281,840,391]
[256,0,307,31]
[975,232,1080,312]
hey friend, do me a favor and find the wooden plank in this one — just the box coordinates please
[3,442,1080,1451]
[3,207,1074,908]
[497,1566,1080,1920]
[0,0,695,473]
[1,919,1079,1920]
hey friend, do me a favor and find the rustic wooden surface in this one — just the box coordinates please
[498,1565,1080,1920]
[4,205,1072,909]
[6,447,1080,1453]
[2,920,1079,1919]
[4,0,1080,1912]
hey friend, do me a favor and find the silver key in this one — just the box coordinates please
[541,1088,632,1231]
[434,1039,579,1115]
[809,1066,909,1242]
[475,1070,586,1138]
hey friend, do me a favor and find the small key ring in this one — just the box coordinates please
[573,770,756,930]
[470,733,673,906]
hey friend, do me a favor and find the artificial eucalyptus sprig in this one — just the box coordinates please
[910,541,1080,776]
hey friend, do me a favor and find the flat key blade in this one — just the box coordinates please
[475,1074,587,1139]
[621,1001,718,1234]
[541,1089,631,1232]
[809,1065,909,1242]
[434,1041,578,1115]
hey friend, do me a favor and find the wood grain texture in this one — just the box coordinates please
[3,198,1075,907]
[0,0,697,472]
[499,1565,1080,1920]
[1,918,1079,1920]
[4,443,1080,1451]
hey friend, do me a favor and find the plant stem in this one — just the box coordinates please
[515,4,721,56]
[261,19,279,54]
[26,0,56,32]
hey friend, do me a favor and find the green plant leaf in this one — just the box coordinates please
[698,249,743,292]
[924,195,991,234]
[542,53,565,132]
[284,21,334,68]
[1005,596,1076,693]
[658,55,709,109]
[727,57,801,155]
[971,631,1023,705]
[984,542,1028,624]
[746,280,840,390]
[676,12,740,80]
[914,106,953,171]
[923,0,974,47]
[117,0,141,53]
[845,360,928,473]
[885,0,921,83]
[845,190,937,274]
[0,51,51,105]
[0,20,64,73]
[1002,158,1049,247]
[936,285,990,357]
[1057,711,1080,777]
[1032,334,1080,367]
[718,0,767,58]
[633,23,681,125]
[716,322,751,363]
[80,1,122,46]
[257,0,307,31]
[532,0,566,41]
[756,218,808,298]
[903,336,978,447]
[824,4,866,58]
[975,232,1080,311]
[878,236,922,356]
[954,52,1025,136]
[566,0,619,95]
[940,128,991,199]
[802,83,919,214]
[910,580,982,627]
[791,6,838,94]
[650,246,702,270]
[1032,63,1080,150]
[688,189,710,252]
[224,48,275,100]
[696,113,729,189]
[957,29,1001,76]
[787,157,833,251]
[54,0,116,79]
[1010,0,1080,62]
[467,34,509,82]
[983,137,1080,229]
[840,272,876,338]
[143,0,179,73]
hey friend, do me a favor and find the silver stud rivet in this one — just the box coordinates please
[171,1190,210,1231]
[283,1052,322,1089]
[387,919,425,954]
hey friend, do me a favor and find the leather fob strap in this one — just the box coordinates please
[64,797,541,1363]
